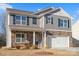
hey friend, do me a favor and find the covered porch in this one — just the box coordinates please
[10,30,47,49]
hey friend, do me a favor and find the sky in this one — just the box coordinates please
[8,3,79,22]
[0,3,79,33]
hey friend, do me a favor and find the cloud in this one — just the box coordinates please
[72,9,79,24]
[77,10,79,14]
[37,8,41,11]
[0,3,13,33]
[72,14,79,24]
[0,3,12,10]
[0,3,12,15]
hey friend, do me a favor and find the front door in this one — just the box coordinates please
[35,38,42,48]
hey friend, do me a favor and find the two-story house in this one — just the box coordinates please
[5,7,72,48]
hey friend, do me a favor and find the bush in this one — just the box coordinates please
[31,45,39,49]
[0,46,2,48]
[16,45,21,49]
[0,40,6,48]
[24,43,30,49]
[0,33,6,47]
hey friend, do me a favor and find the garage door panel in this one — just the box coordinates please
[46,36,52,48]
[47,36,69,48]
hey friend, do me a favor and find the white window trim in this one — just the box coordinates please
[59,19,68,28]
[46,16,53,24]
[15,33,27,43]
[15,15,21,25]
[22,16,27,25]
[63,20,68,28]
[32,17,37,26]
[15,15,27,25]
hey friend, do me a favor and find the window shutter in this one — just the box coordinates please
[12,15,15,24]
[68,20,69,28]
[27,16,29,25]
[58,18,60,27]
[51,17,53,24]
[46,17,48,24]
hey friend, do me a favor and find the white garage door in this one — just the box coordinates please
[47,36,69,48]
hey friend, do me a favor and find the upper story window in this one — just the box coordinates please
[46,17,50,23]
[15,15,21,24]
[22,16,27,25]
[58,18,69,28]
[32,17,37,25]
[15,15,27,25]
[16,16,20,20]
[64,20,68,27]
[46,16,53,24]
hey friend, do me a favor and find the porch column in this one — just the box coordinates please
[6,29,11,48]
[43,31,46,48]
[33,31,35,45]
[6,13,11,48]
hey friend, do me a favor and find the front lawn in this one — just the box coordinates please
[0,48,78,56]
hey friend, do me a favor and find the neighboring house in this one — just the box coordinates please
[72,20,79,47]
[5,7,72,48]
[72,20,79,40]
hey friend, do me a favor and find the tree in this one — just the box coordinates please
[0,11,6,47]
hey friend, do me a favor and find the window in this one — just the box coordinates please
[58,18,69,28]
[16,33,26,43]
[64,20,68,27]
[16,16,20,20]
[46,17,50,24]
[15,15,27,25]
[46,16,53,24]
[21,34,25,42]
[15,15,21,24]
[59,20,63,27]
[16,34,21,42]
[22,16,26,25]
[32,17,37,24]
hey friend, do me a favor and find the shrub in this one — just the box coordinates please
[24,43,30,49]
[0,46,2,49]
[16,45,21,49]
[31,45,39,49]
[0,33,6,47]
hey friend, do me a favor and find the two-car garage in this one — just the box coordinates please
[47,36,70,48]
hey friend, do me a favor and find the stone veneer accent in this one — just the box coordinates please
[11,31,42,48]
[11,31,72,48]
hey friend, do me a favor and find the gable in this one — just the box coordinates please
[34,7,54,15]
[72,20,79,40]
[52,8,72,19]
[37,7,72,19]
[6,7,72,19]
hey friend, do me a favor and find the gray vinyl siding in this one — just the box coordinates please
[44,15,71,31]
[9,14,40,28]
[9,14,71,31]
